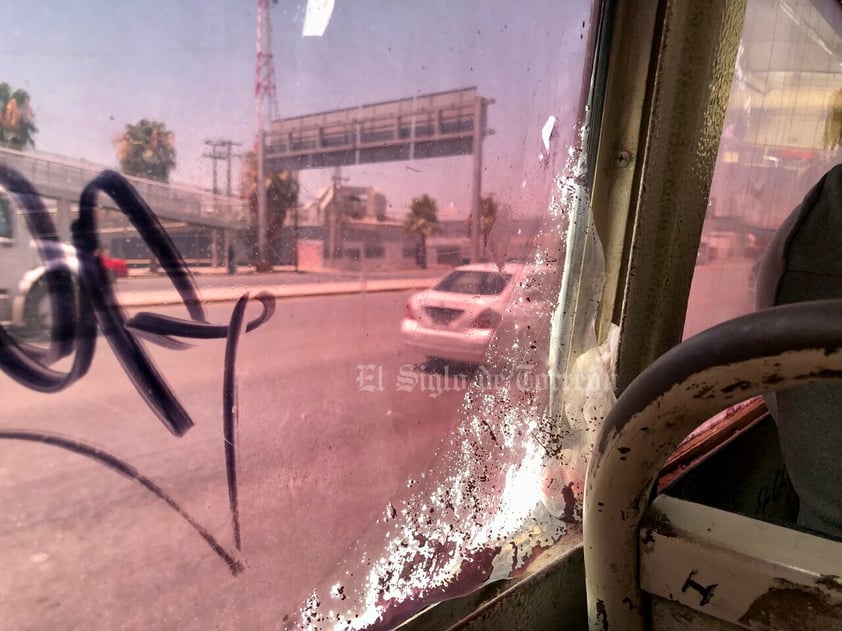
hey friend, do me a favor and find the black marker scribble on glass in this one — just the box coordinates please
[128,291,275,552]
[0,430,244,576]
[0,166,277,574]
[75,170,206,436]
[126,292,275,553]
[224,295,248,550]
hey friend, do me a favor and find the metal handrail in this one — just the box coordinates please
[584,299,842,630]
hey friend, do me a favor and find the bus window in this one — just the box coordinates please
[0,2,603,629]
[678,0,842,503]
[686,0,842,338]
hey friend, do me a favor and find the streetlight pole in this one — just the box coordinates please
[470,97,494,262]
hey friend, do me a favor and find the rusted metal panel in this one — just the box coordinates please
[640,495,842,629]
[449,544,588,631]
[392,542,588,631]
[650,595,746,631]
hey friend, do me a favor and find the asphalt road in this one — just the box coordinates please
[0,291,471,629]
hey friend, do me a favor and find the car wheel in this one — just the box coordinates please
[20,280,52,340]
[21,275,77,342]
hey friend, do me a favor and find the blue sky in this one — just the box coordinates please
[2,1,591,218]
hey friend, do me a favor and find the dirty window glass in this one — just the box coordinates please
[0,2,600,629]
[686,0,842,337]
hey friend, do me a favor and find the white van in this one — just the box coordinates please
[0,184,85,337]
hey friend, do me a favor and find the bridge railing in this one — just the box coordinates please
[0,147,248,230]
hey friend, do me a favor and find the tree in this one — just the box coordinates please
[241,151,299,270]
[115,119,176,182]
[466,195,499,257]
[0,83,37,149]
[403,194,441,269]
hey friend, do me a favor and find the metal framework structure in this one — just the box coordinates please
[0,147,247,233]
[265,87,488,170]
[265,87,494,260]
[203,139,242,197]
[254,0,278,131]
[254,0,279,267]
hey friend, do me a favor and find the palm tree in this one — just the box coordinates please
[0,83,37,149]
[404,194,441,269]
[241,151,299,270]
[115,119,176,182]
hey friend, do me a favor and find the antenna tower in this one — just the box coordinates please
[255,0,278,136]
[254,0,278,270]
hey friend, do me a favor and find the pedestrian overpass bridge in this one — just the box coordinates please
[0,147,248,235]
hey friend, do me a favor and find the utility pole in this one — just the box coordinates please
[327,166,348,268]
[255,0,278,272]
[203,138,242,268]
[203,139,242,195]
[471,97,495,262]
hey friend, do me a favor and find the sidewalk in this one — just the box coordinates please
[118,267,444,308]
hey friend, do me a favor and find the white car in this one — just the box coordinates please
[401,262,523,364]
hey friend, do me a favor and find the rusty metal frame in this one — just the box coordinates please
[584,299,842,630]
[587,0,747,392]
[641,495,842,628]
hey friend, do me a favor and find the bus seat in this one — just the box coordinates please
[583,300,842,631]
[756,163,842,540]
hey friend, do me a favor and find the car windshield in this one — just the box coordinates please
[433,270,511,295]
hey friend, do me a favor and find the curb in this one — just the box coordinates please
[118,278,435,308]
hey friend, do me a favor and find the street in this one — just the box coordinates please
[0,290,470,629]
